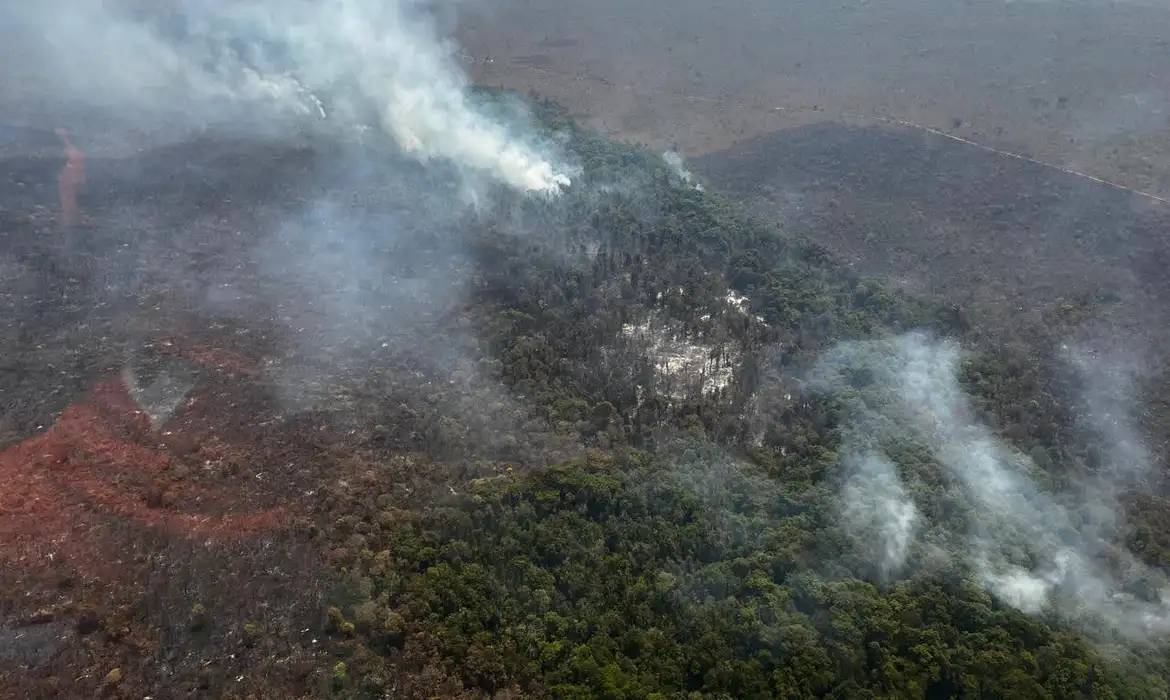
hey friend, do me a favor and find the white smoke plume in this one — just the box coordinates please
[663,151,704,191]
[814,331,1170,642]
[839,451,919,579]
[2,0,571,194]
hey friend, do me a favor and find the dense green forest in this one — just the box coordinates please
[310,107,1170,698]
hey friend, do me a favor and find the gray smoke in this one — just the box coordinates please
[2,0,571,193]
[814,331,1170,641]
[1066,343,1153,487]
[662,151,704,191]
[839,451,919,579]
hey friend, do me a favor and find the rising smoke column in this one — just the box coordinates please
[839,451,918,579]
[663,151,704,191]
[4,0,572,194]
[814,332,1170,642]
[240,0,573,194]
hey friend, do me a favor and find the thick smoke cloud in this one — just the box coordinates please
[2,0,571,193]
[814,332,1170,642]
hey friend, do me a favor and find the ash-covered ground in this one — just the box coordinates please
[0,127,581,696]
[0,132,366,697]
[4,1,1170,698]
[694,122,1170,348]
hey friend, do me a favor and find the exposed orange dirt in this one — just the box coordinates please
[0,348,284,581]
[0,132,363,697]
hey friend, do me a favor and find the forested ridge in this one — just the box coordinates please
[8,4,1170,697]
[310,107,1170,698]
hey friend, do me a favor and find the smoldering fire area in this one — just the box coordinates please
[4,1,1170,698]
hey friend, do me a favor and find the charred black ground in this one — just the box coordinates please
[2,107,1169,698]
[696,122,1170,348]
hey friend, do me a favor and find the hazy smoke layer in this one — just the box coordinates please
[3,0,570,193]
[1066,344,1152,487]
[839,451,918,579]
[815,332,1170,641]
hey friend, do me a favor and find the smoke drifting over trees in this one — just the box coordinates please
[4,0,1170,696]
[3,0,571,192]
[839,451,919,580]
[815,332,1170,642]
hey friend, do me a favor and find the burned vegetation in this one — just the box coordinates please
[2,105,1170,699]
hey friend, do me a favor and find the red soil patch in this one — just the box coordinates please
[0,374,283,578]
[151,335,261,377]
